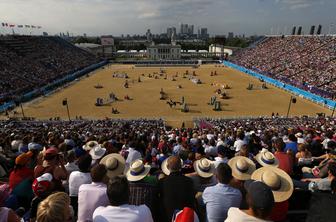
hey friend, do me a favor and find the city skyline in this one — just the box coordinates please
[0,0,335,36]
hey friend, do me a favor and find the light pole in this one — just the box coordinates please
[286,96,296,118]
[62,99,71,121]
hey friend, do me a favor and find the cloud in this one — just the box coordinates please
[274,0,324,10]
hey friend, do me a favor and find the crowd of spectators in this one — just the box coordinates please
[231,36,336,99]
[0,35,100,104]
[0,117,336,221]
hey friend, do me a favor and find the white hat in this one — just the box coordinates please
[228,156,256,180]
[251,166,294,202]
[89,145,106,160]
[100,154,126,178]
[255,149,279,167]
[126,159,151,182]
[83,141,99,151]
[193,158,215,178]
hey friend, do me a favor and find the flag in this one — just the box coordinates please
[25,25,30,28]
[18,25,23,28]
[9,24,15,28]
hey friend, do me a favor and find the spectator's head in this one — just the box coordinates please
[106,176,129,206]
[328,162,336,178]
[216,163,233,184]
[217,145,229,158]
[15,151,33,168]
[37,192,72,222]
[244,181,274,220]
[288,134,297,143]
[77,154,92,173]
[166,156,182,173]
[66,150,76,163]
[273,138,285,152]
[91,164,107,183]
[237,132,245,140]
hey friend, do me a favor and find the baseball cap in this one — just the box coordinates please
[32,173,53,197]
[244,180,275,210]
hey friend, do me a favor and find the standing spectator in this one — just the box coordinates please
[273,138,293,175]
[202,163,242,221]
[78,164,109,222]
[93,176,153,222]
[159,156,195,222]
[234,132,246,152]
[285,134,298,155]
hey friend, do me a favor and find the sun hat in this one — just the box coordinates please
[15,151,33,165]
[161,156,183,176]
[255,149,279,167]
[32,173,53,197]
[83,141,99,151]
[126,159,151,182]
[89,145,106,160]
[244,180,275,210]
[100,153,125,178]
[228,156,256,181]
[193,158,215,178]
[251,166,294,202]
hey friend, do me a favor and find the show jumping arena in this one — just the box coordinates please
[2,64,331,127]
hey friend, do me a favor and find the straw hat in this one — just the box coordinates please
[89,145,106,160]
[228,156,256,180]
[100,153,125,178]
[193,158,215,178]
[251,166,294,202]
[161,156,183,176]
[255,149,279,167]
[126,159,151,182]
[83,141,99,151]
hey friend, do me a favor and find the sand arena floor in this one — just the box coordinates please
[2,64,331,126]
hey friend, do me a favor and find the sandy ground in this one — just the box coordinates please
[2,64,331,127]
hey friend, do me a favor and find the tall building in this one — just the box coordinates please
[167,27,177,39]
[146,29,152,41]
[199,28,209,39]
[228,32,234,39]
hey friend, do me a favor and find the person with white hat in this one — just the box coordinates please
[100,153,126,179]
[159,156,195,222]
[255,149,279,168]
[89,145,106,165]
[83,141,99,152]
[187,158,216,193]
[202,163,242,222]
[251,166,294,221]
[126,160,159,221]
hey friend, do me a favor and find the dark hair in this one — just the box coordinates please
[216,163,232,184]
[328,162,336,177]
[91,164,107,182]
[77,154,92,173]
[274,138,285,151]
[238,132,245,140]
[246,194,273,219]
[288,134,297,143]
[107,176,129,206]
[331,179,336,194]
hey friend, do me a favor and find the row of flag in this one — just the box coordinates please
[1,23,42,29]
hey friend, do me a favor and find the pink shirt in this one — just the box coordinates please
[274,152,293,175]
[78,182,110,222]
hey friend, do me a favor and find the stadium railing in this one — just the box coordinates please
[223,61,336,110]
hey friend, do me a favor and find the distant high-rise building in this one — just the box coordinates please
[199,28,209,39]
[292,26,296,35]
[297,26,302,35]
[317,25,322,35]
[228,32,234,39]
[167,27,177,39]
[146,29,152,41]
[310,25,315,35]
[180,23,195,36]
[83,33,87,38]
[188,25,194,35]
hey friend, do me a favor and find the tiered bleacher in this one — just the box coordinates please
[0,36,100,105]
[231,36,336,99]
[0,117,336,221]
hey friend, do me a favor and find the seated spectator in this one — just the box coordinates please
[213,145,229,168]
[285,134,298,155]
[255,149,279,168]
[100,153,126,179]
[92,176,153,222]
[251,166,294,221]
[68,154,92,217]
[159,156,195,222]
[202,163,242,221]
[295,143,312,165]
[78,164,109,222]
[187,158,216,193]
[0,184,20,222]
[273,138,293,175]
[126,159,159,220]
[225,181,274,222]
[36,192,73,222]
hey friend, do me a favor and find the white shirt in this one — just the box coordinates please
[78,182,110,222]
[65,162,79,174]
[213,157,228,168]
[68,171,92,196]
[126,148,142,165]
[93,204,153,222]
[225,207,272,222]
[234,139,246,152]
[205,145,217,156]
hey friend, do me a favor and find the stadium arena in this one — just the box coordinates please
[1,8,336,222]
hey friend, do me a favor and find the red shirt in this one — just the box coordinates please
[9,167,34,190]
[274,152,293,175]
[270,200,289,222]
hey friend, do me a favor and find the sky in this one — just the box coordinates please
[0,0,335,36]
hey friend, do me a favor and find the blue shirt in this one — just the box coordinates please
[202,183,242,222]
[285,142,298,154]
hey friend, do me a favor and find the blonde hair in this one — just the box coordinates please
[37,192,70,222]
